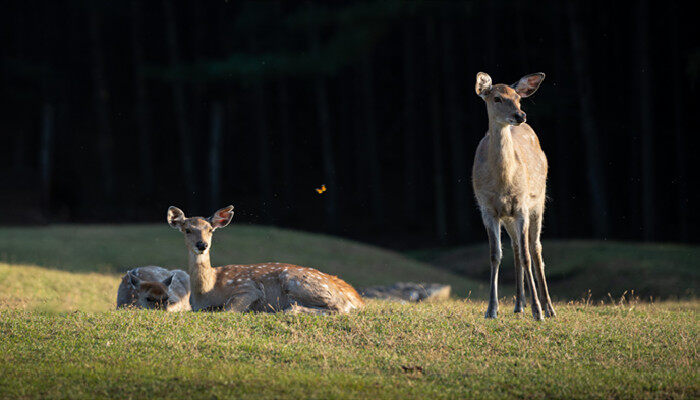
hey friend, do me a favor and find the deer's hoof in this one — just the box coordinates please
[545,306,557,318]
[514,305,524,313]
[484,309,498,319]
[532,308,544,321]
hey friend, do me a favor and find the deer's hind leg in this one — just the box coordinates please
[224,282,265,312]
[284,304,332,315]
[511,214,543,321]
[481,211,502,319]
[282,276,338,313]
[529,211,556,318]
[504,224,525,313]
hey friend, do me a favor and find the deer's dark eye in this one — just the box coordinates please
[147,297,156,302]
[494,97,502,103]
[185,229,191,234]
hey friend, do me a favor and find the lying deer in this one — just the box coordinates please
[472,72,556,321]
[116,266,191,311]
[167,205,364,314]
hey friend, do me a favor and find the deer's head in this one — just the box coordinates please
[128,273,174,310]
[167,205,234,255]
[475,72,545,126]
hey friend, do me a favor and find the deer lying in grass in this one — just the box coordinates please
[116,266,191,311]
[472,72,556,321]
[167,205,364,314]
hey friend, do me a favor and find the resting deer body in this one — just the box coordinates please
[472,72,556,321]
[116,266,191,311]
[167,206,364,314]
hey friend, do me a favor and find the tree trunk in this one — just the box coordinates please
[669,0,688,241]
[426,17,447,243]
[352,72,368,207]
[551,1,571,236]
[163,0,196,208]
[635,0,654,241]
[566,2,610,237]
[39,103,54,218]
[130,0,154,198]
[277,77,294,211]
[88,4,115,199]
[402,20,418,224]
[440,15,470,240]
[307,7,338,231]
[209,103,223,211]
[249,37,273,224]
[360,53,384,223]
[191,0,206,182]
[274,2,293,217]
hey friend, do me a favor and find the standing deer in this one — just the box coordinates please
[166,205,364,314]
[472,72,556,321]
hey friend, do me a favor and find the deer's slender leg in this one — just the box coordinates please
[224,283,264,312]
[505,224,525,313]
[529,212,556,318]
[482,212,502,319]
[515,214,543,321]
[284,304,332,315]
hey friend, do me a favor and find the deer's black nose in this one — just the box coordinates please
[196,241,208,251]
[514,112,526,124]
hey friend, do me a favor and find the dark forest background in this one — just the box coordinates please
[1,0,698,248]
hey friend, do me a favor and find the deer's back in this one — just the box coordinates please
[214,263,364,313]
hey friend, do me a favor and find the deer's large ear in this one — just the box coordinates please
[167,206,186,229]
[162,275,174,287]
[209,205,234,230]
[129,272,141,288]
[512,73,545,98]
[475,72,493,97]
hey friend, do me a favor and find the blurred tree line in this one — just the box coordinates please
[1,0,697,246]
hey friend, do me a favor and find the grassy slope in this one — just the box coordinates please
[409,240,700,300]
[0,224,483,305]
[0,301,697,399]
[1,226,698,399]
[0,264,115,312]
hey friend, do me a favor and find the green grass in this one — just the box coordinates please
[408,240,700,301]
[0,301,697,399]
[0,224,483,299]
[0,263,115,312]
[1,225,698,399]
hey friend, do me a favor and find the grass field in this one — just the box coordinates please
[0,301,697,399]
[0,224,483,303]
[0,225,698,399]
[409,240,700,301]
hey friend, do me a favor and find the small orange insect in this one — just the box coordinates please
[315,184,327,194]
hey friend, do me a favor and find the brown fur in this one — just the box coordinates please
[116,266,191,311]
[473,72,556,321]
[167,206,364,313]
[139,282,167,297]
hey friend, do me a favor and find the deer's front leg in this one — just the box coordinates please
[482,212,502,319]
[506,225,525,313]
[515,214,543,321]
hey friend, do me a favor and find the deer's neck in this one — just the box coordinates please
[188,251,217,295]
[487,122,517,183]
